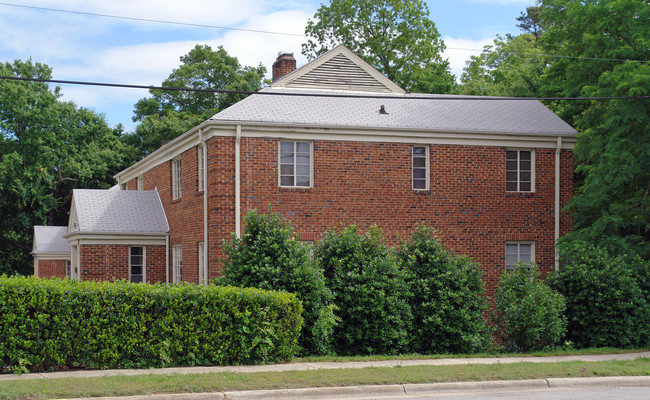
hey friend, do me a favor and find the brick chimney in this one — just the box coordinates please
[272,51,296,82]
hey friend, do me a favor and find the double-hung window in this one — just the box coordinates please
[412,145,429,190]
[172,245,182,282]
[136,176,143,191]
[129,246,145,283]
[279,141,312,187]
[197,146,205,192]
[505,242,534,270]
[172,158,182,199]
[506,150,534,192]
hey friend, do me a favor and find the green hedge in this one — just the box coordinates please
[0,276,302,373]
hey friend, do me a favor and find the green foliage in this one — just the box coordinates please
[539,0,650,258]
[399,224,492,354]
[127,45,267,156]
[550,242,650,349]
[315,225,411,355]
[0,60,138,276]
[492,264,567,353]
[218,209,336,356]
[302,0,456,94]
[0,276,302,372]
[460,34,546,97]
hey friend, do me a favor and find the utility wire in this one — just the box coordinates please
[1,2,647,64]
[0,2,304,37]
[2,75,648,101]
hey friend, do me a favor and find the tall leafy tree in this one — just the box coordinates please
[539,0,650,258]
[302,0,456,93]
[460,33,546,97]
[0,60,137,275]
[127,45,267,156]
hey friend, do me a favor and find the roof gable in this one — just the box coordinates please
[68,189,169,234]
[272,45,405,94]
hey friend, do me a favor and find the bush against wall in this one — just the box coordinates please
[218,209,336,356]
[0,276,302,373]
[492,264,567,352]
[398,224,492,354]
[315,225,411,355]
[550,242,650,348]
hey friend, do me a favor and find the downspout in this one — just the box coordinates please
[165,235,169,285]
[235,125,241,238]
[201,128,209,285]
[554,136,562,271]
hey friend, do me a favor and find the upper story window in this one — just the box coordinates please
[412,145,429,190]
[506,149,534,192]
[172,244,182,282]
[137,176,143,191]
[505,242,534,270]
[279,141,312,188]
[172,158,182,199]
[197,146,205,192]
[129,246,145,283]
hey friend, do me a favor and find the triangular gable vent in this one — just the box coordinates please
[272,45,405,94]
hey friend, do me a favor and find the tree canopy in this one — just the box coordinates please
[126,45,267,156]
[302,0,456,94]
[538,0,650,258]
[0,60,137,275]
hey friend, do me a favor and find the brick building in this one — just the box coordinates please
[35,46,576,293]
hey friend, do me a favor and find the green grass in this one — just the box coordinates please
[1,358,649,400]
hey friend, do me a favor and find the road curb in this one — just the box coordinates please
[67,376,650,400]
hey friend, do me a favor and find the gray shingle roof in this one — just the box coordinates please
[33,226,70,254]
[211,89,577,136]
[71,189,169,234]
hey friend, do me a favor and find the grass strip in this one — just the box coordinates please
[1,359,649,400]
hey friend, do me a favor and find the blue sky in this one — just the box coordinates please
[0,0,535,131]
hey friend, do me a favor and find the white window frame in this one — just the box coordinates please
[505,241,535,270]
[129,246,146,283]
[172,244,183,282]
[506,149,535,192]
[136,176,143,191]
[197,146,205,192]
[412,145,429,190]
[172,157,182,199]
[279,141,313,188]
[198,242,206,285]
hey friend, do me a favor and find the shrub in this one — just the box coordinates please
[549,242,650,348]
[399,224,492,354]
[218,209,336,355]
[492,264,567,352]
[0,276,302,372]
[315,225,411,355]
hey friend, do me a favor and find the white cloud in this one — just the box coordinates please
[442,36,494,80]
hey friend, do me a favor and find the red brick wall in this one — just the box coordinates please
[38,259,68,278]
[79,244,166,283]
[128,135,574,295]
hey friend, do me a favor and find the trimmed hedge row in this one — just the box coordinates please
[0,276,302,373]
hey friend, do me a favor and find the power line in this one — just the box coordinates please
[2,75,648,101]
[0,2,304,37]
[1,2,647,64]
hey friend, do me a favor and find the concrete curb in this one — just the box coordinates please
[66,376,650,400]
